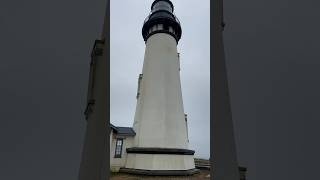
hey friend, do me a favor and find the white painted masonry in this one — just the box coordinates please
[123,32,195,171]
[125,154,194,170]
[132,33,189,149]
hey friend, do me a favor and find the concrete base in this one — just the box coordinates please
[125,153,195,171]
[119,168,200,176]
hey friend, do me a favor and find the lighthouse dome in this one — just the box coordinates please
[151,0,174,13]
[142,0,182,43]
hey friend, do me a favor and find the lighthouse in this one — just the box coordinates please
[119,0,198,175]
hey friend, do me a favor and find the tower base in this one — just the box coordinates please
[123,147,197,175]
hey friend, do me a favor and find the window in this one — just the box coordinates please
[114,139,123,158]
[185,114,189,143]
[137,74,143,99]
[178,53,180,71]
[152,25,157,32]
[169,26,173,33]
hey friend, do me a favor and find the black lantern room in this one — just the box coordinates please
[142,0,182,43]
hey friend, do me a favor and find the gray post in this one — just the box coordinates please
[213,0,240,180]
[78,0,110,180]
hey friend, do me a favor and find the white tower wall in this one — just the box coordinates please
[133,33,188,149]
[123,32,197,173]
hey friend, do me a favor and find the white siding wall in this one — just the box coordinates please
[110,134,134,172]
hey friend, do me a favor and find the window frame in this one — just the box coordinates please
[114,138,124,158]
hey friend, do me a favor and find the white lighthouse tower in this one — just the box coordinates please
[120,0,198,175]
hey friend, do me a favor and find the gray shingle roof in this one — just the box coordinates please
[110,123,136,136]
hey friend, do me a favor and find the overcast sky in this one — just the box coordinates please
[1,0,320,180]
[110,0,210,159]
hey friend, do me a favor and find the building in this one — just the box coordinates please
[109,124,135,172]
[110,0,198,176]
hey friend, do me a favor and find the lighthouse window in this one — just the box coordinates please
[158,24,163,30]
[114,139,123,158]
[152,25,157,32]
[169,26,173,33]
[185,114,189,142]
[137,74,143,99]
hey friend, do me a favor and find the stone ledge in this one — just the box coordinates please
[119,168,200,176]
[126,147,195,155]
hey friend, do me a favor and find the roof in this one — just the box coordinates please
[110,123,136,136]
[110,124,117,130]
[151,0,174,12]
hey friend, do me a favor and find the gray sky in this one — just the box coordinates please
[1,0,320,180]
[110,0,210,159]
